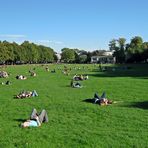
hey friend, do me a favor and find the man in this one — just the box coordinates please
[21,108,48,128]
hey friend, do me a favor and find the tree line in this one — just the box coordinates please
[61,36,148,64]
[109,36,148,63]
[61,48,107,63]
[0,36,148,64]
[0,41,56,64]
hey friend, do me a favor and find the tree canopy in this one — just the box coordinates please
[0,41,55,64]
[0,36,148,64]
[109,36,148,63]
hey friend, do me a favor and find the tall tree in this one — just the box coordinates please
[117,38,126,63]
[126,36,143,62]
[61,48,75,63]
[109,38,126,63]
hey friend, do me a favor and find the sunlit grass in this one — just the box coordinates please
[0,64,148,147]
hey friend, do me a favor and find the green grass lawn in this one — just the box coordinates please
[0,64,148,148]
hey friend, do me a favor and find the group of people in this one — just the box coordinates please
[16,90,38,99]
[73,74,88,81]
[1,65,114,129]
[70,74,89,88]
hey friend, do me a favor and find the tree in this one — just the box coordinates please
[109,38,126,63]
[0,40,55,64]
[61,48,75,63]
[126,36,144,62]
[141,42,148,62]
[117,38,126,63]
[79,54,87,63]
[109,39,117,51]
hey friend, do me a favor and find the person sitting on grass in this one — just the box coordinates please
[93,92,112,105]
[21,108,48,128]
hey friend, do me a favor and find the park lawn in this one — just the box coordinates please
[0,64,148,148]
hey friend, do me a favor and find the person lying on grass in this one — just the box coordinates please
[16,90,38,99]
[0,71,9,78]
[30,71,36,77]
[51,69,56,73]
[16,75,27,80]
[21,108,48,128]
[70,80,83,88]
[1,80,11,85]
[93,92,112,106]
[73,74,89,81]
[45,67,49,71]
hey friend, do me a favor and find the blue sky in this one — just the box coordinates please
[0,0,148,52]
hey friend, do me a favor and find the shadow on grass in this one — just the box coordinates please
[14,119,26,122]
[88,71,148,78]
[89,64,148,78]
[83,98,95,104]
[127,101,148,110]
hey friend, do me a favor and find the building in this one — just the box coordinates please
[91,51,115,63]
[55,53,61,63]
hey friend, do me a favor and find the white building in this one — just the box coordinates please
[55,53,61,63]
[91,51,115,63]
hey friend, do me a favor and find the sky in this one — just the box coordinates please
[0,0,148,52]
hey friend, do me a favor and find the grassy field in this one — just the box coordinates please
[0,64,148,148]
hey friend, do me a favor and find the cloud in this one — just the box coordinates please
[0,34,26,39]
[36,40,64,45]
[53,41,63,44]
[37,40,51,43]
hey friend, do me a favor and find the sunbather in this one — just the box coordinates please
[73,74,88,81]
[21,108,48,127]
[0,71,8,78]
[16,91,32,99]
[93,92,112,105]
[16,75,27,80]
[5,81,11,85]
[71,80,82,88]
[30,72,36,77]
[16,90,38,99]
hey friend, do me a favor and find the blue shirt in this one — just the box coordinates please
[29,120,38,127]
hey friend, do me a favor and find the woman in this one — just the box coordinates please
[21,108,48,127]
